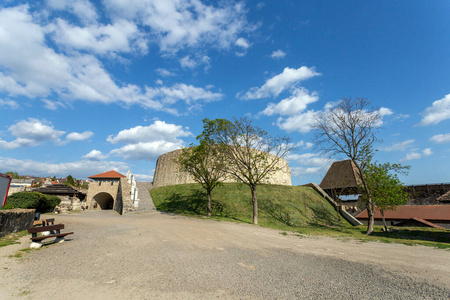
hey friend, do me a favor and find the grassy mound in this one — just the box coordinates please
[151,183,349,229]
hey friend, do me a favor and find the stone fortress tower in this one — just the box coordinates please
[152,148,292,188]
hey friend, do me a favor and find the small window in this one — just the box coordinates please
[111,181,114,186]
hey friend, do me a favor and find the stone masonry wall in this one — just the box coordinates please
[120,178,133,212]
[86,180,120,210]
[153,148,292,187]
[0,208,35,237]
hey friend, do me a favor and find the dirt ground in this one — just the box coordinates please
[1,210,449,299]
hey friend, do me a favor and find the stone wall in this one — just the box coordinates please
[86,179,120,211]
[7,186,31,196]
[120,177,133,212]
[0,208,35,237]
[153,148,292,187]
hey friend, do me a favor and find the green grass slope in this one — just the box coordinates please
[150,183,349,229]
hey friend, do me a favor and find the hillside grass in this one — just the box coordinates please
[151,183,348,228]
[151,183,450,249]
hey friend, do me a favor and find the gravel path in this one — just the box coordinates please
[1,211,449,299]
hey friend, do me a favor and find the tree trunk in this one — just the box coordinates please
[380,209,387,232]
[251,187,258,225]
[366,200,375,235]
[207,189,212,217]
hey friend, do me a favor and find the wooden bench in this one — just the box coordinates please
[33,218,55,227]
[27,223,73,249]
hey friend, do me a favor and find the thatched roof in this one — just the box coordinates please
[437,191,450,202]
[33,184,85,196]
[320,160,362,190]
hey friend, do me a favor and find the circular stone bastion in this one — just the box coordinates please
[152,148,292,188]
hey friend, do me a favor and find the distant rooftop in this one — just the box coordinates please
[88,170,125,179]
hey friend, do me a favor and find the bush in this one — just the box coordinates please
[2,192,61,212]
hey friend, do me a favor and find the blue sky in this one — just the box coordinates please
[0,0,449,185]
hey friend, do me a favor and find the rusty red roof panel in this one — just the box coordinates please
[88,170,125,179]
[356,205,450,221]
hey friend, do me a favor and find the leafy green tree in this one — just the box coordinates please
[177,141,228,216]
[362,160,410,231]
[65,175,75,186]
[199,117,294,225]
[4,171,19,179]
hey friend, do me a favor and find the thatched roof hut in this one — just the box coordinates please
[320,160,362,195]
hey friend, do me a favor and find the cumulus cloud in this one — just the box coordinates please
[82,149,109,161]
[104,0,252,53]
[381,139,415,152]
[418,94,450,126]
[46,0,99,24]
[107,120,191,160]
[239,66,320,100]
[401,148,433,162]
[430,133,450,144]
[110,141,182,160]
[0,118,66,149]
[275,110,316,133]
[270,49,286,59]
[235,38,250,49]
[0,156,128,179]
[287,152,334,176]
[66,131,94,141]
[0,5,224,115]
[261,88,318,116]
[48,18,148,55]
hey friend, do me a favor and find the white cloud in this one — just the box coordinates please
[235,37,250,49]
[134,171,154,182]
[430,133,450,144]
[0,5,220,115]
[0,99,19,109]
[401,148,433,162]
[275,110,316,133]
[82,149,109,161]
[48,18,147,55]
[145,83,223,109]
[0,156,128,179]
[422,148,433,156]
[239,66,320,100]
[287,152,334,177]
[46,0,99,24]
[110,141,182,160]
[270,49,286,59]
[418,94,450,126]
[41,99,69,110]
[381,139,415,152]
[379,107,394,116]
[261,88,318,116]
[107,120,191,160]
[66,131,94,141]
[107,121,191,144]
[155,68,176,77]
[0,118,66,149]
[104,0,251,53]
[180,55,197,69]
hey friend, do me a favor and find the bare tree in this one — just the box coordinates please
[313,98,381,234]
[176,141,228,217]
[200,117,294,225]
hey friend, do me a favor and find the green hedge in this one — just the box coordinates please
[2,192,61,212]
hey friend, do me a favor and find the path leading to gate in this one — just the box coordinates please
[1,211,449,299]
[135,181,156,212]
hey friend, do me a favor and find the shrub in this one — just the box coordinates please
[2,192,61,212]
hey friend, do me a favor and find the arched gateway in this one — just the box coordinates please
[86,170,127,214]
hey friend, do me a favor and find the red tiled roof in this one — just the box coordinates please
[88,170,125,179]
[356,205,450,221]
